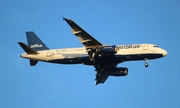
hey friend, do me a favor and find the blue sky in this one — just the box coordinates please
[0,0,180,108]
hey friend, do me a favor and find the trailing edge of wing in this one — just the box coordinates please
[18,42,38,54]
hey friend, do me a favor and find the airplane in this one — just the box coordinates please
[18,17,167,85]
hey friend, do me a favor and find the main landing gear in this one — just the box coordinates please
[144,58,148,67]
[90,52,95,61]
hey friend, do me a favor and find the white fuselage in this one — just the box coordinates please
[20,43,167,65]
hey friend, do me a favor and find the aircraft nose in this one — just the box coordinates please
[162,49,167,56]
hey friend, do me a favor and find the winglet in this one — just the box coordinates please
[18,42,38,54]
[63,17,73,23]
[63,17,66,21]
[63,17,70,21]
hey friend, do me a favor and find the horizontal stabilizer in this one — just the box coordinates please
[30,60,38,66]
[18,42,38,54]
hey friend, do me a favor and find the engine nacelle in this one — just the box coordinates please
[109,67,128,76]
[98,45,118,55]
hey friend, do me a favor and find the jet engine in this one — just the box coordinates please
[109,67,128,76]
[98,45,118,55]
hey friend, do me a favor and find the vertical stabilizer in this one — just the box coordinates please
[26,31,49,51]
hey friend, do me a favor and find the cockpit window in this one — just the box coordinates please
[153,45,159,48]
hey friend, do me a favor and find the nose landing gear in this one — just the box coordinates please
[144,58,148,67]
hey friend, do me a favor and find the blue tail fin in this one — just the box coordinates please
[26,31,49,51]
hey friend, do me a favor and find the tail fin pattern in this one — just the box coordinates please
[26,31,49,51]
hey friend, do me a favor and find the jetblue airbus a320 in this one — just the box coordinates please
[18,17,167,85]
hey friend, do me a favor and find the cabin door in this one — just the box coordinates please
[143,44,148,50]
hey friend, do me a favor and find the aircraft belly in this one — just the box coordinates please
[115,53,163,61]
[46,53,163,65]
[48,58,83,64]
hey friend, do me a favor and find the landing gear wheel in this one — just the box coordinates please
[144,58,148,68]
[144,63,148,67]
[90,58,95,61]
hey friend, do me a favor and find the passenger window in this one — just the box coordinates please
[154,45,159,48]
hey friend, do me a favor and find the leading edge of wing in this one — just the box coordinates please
[63,17,102,47]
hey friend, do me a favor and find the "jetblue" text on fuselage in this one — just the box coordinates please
[118,44,140,49]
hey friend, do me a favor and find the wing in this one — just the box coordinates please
[94,64,117,85]
[63,17,102,48]
[63,17,117,85]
